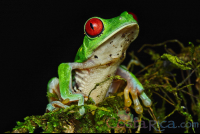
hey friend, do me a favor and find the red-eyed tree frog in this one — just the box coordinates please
[46,11,152,115]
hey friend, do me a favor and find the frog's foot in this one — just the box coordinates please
[124,83,152,114]
[46,101,69,112]
[116,66,152,114]
[47,77,85,115]
[46,100,85,115]
[61,94,85,115]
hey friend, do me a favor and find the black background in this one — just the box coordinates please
[1,0,200,133]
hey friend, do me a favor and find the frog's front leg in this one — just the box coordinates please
[116,65,152,114]
[46,63,85,115]
[46,77,69,111]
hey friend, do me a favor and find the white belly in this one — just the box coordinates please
[74,62,120,104]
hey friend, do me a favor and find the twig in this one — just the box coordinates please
[186,70,195,104]
[181,90,199,100]
[138,39,185,53]
[135,114,142,133]
[153,91,175,106]
[176,66,198,89]
[163,108,177,120]
[161,89,175,104]
[135,64,154,75]
[148,107,161,133]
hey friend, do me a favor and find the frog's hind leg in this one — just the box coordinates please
[106,79,124,97]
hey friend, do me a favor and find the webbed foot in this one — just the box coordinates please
[124,82,152,114]
[46,77,85,115]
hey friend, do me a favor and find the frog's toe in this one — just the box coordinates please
[139,92,152,107]
[130,89,143,114]
[124,88,132,107]
[79,106,85,115]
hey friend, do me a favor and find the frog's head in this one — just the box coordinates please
[75,11,139,63]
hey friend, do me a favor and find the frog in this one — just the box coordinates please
[46,11,152,115]
[117,107,134,123]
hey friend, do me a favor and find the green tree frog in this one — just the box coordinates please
[46,11,152,115]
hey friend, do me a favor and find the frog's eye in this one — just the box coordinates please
[125,107,130,114]
[85,18,104,38]
[128,12,138,22]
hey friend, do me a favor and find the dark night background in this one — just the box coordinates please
[1,0,200,133]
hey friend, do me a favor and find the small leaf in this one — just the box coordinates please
[189,42,195,59]
[98,107,111,112]
[86,104,98,111]
[161,53,192,70]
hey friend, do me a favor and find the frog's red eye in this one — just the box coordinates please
[85,18,104,38]
[125,107,130,114]
[128,12,138,22]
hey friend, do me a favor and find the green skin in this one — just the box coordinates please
[46,11,152,115]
